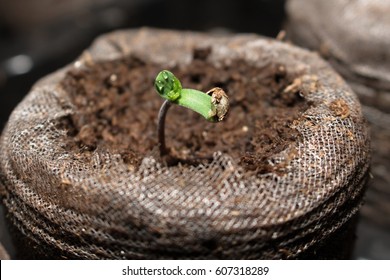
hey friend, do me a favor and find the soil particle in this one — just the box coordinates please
[60,50,312,173]
[329,99,350,119]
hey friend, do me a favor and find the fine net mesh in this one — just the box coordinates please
[286,0,390,235]
[0,28,370,259]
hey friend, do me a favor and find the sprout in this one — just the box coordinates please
[154,70,229,156]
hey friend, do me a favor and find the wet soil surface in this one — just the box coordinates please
[60,48,311,173]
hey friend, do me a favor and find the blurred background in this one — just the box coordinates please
[0,0,388,259]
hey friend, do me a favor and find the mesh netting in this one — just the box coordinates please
[286,0,390,232]
[0,28,370,259]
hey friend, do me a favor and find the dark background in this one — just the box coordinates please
[0,0,285,131]
[0,0,388,259]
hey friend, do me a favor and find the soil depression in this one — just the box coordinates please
[60,48,311,173]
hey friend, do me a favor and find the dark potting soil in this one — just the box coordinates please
[60,49,311,173]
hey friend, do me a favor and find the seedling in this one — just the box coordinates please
[154,70,229,156]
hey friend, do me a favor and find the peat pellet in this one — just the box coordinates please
[0,28,370,259]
